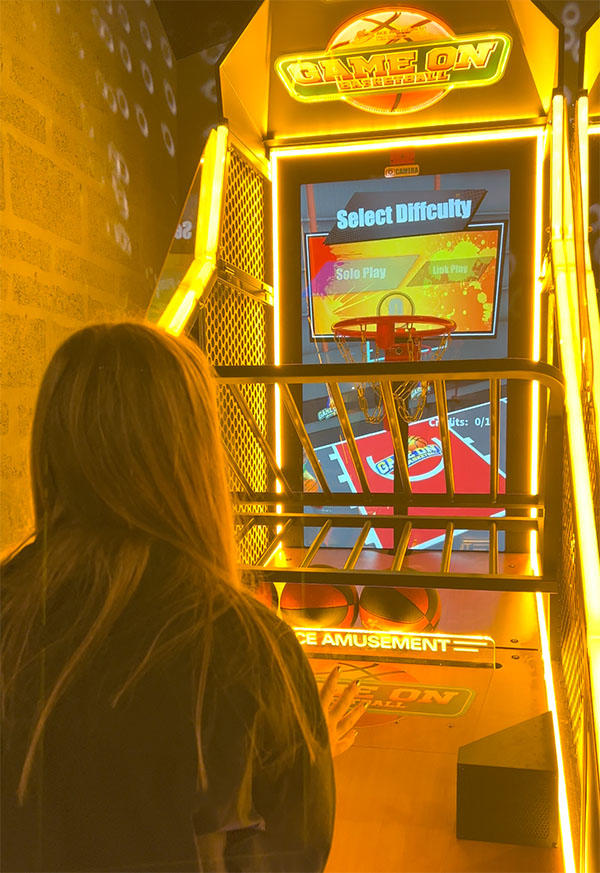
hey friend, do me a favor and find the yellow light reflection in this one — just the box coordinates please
[536,592,576,873]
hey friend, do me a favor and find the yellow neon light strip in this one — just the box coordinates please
[528,129,546,573]
[551,95,564,240]
[159,125,229,335]
[552,97,582,385]
[532,128,546,366]
[272,153,283,509]
[164,289,198,336]
[270,126,543,160]
[273,125,547,573]
[536,592,576,873]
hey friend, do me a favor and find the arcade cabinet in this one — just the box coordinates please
[149,3,600,870]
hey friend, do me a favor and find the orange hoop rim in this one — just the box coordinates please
[332,314,457,342]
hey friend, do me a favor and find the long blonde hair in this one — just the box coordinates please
[2,322,319,805]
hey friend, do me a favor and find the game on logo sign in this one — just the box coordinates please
[299,630,494,718]
[276,8,512,114]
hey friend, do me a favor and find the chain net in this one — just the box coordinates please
[334,320,452,423]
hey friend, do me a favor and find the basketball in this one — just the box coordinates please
[303,466,319,493]
[408,435,428,451]
[280,581,359,628]
[250,580,278,611]
[359,586,441,631]
[327,8,454,115]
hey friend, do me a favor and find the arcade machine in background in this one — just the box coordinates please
[148,2,600,871]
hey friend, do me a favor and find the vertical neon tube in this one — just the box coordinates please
[529,129,545,571]
[536,593,576,873]
[271,154,283,522]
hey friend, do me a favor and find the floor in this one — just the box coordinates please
[323,650,561,873]
[270,546,563,872]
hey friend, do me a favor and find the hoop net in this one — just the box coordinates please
[333,315,456,423]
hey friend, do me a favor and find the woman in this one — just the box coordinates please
[1,323,362,873]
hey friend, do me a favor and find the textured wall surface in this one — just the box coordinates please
[0,0,179,551]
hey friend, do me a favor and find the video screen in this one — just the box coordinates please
[299,169,510,551]
[305,223,504,339]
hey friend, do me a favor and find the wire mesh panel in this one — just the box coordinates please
[220,146,266,281]
[201,144,271,565]
[582,392,600,539]
[559,437,586,766]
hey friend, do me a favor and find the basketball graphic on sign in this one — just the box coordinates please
[408,434,428,451]
[327,8,455,114]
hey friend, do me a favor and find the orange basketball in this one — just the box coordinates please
[327,8,454,115]
[280,582,359,628]
[359,586,441,631]
[250,580,278,611]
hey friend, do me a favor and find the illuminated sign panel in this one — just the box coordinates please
[351,680,474,716]
[276,8,511,114]
[278,36,510,100]
[295,627,495,665]
[297,628,492,717]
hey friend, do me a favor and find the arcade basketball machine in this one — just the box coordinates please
[148,2,600,870]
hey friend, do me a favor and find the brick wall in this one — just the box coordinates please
[0,0,179,552]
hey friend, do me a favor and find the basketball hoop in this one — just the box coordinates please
[332,315,456,423]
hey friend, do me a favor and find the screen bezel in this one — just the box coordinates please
[274,134,544,506]
[275,136,539,366]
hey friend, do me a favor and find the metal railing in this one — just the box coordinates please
[216,358,564,592]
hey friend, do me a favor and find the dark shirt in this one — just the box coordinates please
[1,554,334,873]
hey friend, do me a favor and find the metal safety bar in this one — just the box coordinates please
[238,512,549,592]
[215,359,564,591]
[216,359,563,504]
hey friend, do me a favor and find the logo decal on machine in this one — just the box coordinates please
[366,437,443,481]
[353,681,474,717]
[275,8,511,114]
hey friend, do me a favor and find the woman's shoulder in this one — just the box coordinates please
[1,541,39,596]
[1,539,38,573]
[210,588,310,682]
[212,588,298,651]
